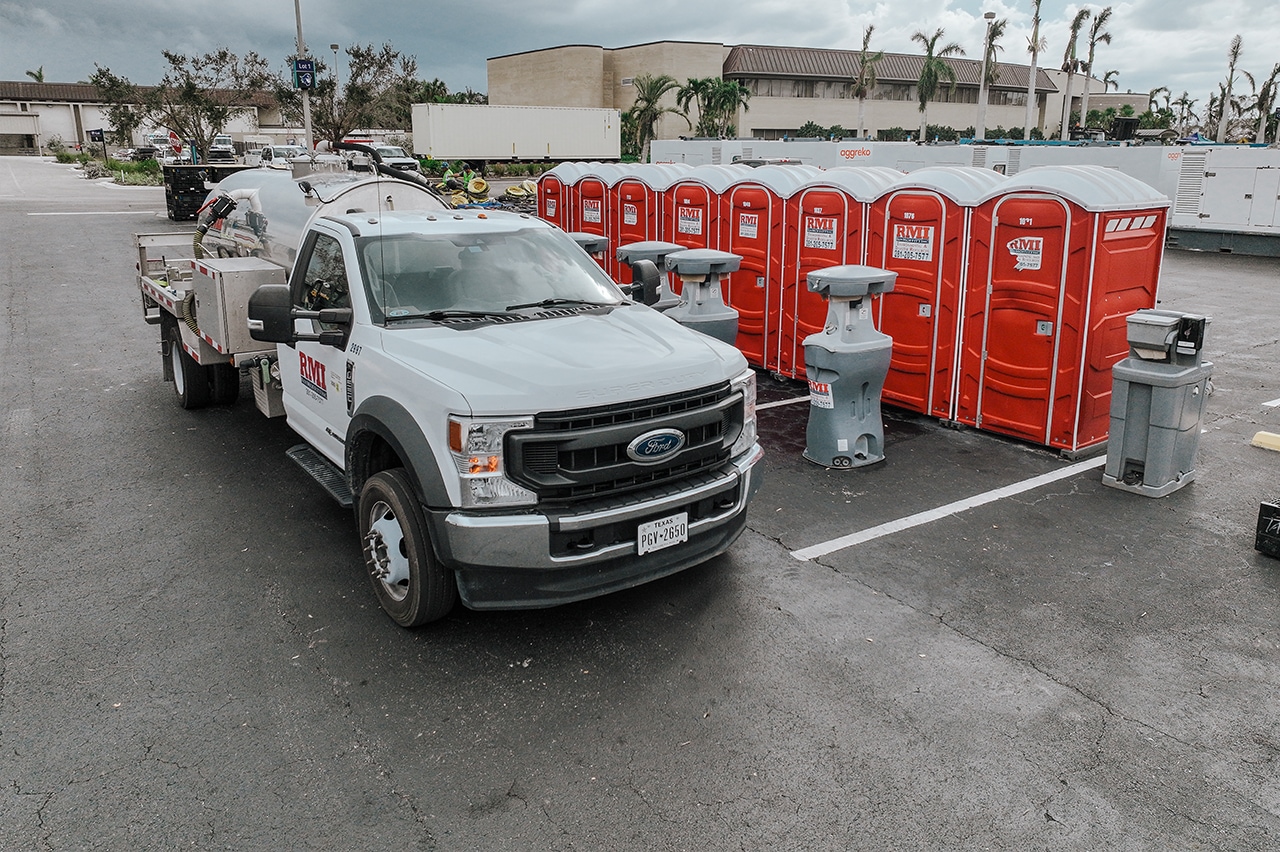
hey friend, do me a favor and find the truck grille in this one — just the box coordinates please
[506,381,741,504]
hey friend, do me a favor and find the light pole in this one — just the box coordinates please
[330,43,340,91]
[974,11,996,141]
[293,0,313,150]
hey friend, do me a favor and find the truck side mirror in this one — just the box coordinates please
[247,284,295,343]
[633,259,662,307]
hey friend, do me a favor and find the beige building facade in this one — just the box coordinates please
[489,40,1072,142]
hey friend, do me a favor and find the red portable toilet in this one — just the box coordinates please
[719,165,822,369]
[572,163,629,275]
[538,162,591,231]
[778,166,902,379]
[661,165,753,294]
[867,167,1008,418]
[955,165,1169,451]
[611,164,690,284]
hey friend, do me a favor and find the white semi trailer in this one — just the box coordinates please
[411,103,621,165]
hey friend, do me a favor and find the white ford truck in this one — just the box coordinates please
[135,150,762,626]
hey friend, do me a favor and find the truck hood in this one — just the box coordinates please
[378,305,747,414]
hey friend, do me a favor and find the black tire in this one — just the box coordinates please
[358,469,456,627]
[168,324,211,409]
[210,363,241,405]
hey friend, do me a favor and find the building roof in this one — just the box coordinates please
[723,44,1058,93]
[0,80,277,108]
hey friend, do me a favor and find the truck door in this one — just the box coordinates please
[281,229,354,466]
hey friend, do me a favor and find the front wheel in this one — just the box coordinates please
[358,469,457,627]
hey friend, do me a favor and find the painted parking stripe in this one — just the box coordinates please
[790,455,1107,561]
[1263,398,1280,409]
[28,211,151,216]
[757,396,810,411]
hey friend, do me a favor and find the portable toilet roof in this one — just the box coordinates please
[677,163,756,193]
[738,163,826,197]
[887,165,1008,205]
[622,162,693,190]
[578,161,632,187]
[991,164,1171,211]
[542,161,595,185]
[798,166,902,201]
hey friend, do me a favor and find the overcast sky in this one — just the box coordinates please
[2,0,1278,109]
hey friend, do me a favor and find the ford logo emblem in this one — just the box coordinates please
[627,429,686,464]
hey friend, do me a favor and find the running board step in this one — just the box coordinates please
[286,444,353,508]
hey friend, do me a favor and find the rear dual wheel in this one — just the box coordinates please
[165,323,240,408]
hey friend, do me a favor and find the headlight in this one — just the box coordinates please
[447,416,537,508]
[729,368,757,458]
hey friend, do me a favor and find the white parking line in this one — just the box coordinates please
[790,455,1107,561]
[1263,398,1280,408]
[757,396,809,411]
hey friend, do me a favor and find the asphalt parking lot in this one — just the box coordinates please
[1,156,1278,850]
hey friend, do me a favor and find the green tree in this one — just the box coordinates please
[911,28,965,141]
[1102,70,1120,92]
[1216,34,1245,142]
[293,43,420,144]
[25,66,44,83]
[1077,6,1112,127]
[1024,0,1048,139]
[1171,91,1198,135]
[628,73,688,163]
[796,121,827,137]
[983,18,1008,85]
[91,49,273,160]
[851,25,885,140]
[1148,86,1170,112]
[1252,63,1279,143]
[677,77,750,137]
[1058,7,1091,139]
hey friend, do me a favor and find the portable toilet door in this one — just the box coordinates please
[868,167,1008,418]
[955,165,1169,451]
[610,165,675,285]
[538,162,590,231]
[661,165,751,294]
[779,166,902,379]
[572,163,628,276]
[720,165,821,370]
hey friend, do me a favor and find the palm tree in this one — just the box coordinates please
[24,66,44,83]
[629,73,688,162]
[1024,0,1047,139]
[1216,34,1243,142]
[976,17,1007,140]
[1077,6,1112,127]
[911,28,965,141]
[1253,63,1280,143]
[1147,86,1170,112]
[1171,90,1198,135]
[1058,7,1091,139]
[851,25,885,140]
[1102,70,1120,92]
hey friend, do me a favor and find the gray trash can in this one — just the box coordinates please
[567,232,609,262]
[802,265,896,469]
[664,249,741,346]
[1102,309,1213,497]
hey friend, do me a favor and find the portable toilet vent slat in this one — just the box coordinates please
[956,164,1170,451]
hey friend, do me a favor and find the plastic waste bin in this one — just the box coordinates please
[1102,309,1213,497]
[567,232,610,269]
[802,265,897,469]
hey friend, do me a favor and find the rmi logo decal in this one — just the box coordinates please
[1008,236,1044,271]
[299,352,327,399]
[627,429,685,464]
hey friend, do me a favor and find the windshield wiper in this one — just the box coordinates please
[387,309,516,322]
[504,298,616,311]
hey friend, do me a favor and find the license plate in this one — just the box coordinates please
[637,512,688,555]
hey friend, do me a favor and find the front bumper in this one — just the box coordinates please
[431,444,764,610]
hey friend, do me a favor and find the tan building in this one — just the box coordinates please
[489,40,1069,141]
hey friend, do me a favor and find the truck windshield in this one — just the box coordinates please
[357,227,623,323]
